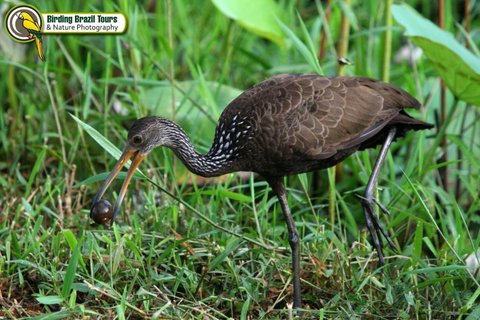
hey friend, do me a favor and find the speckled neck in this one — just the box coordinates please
[165,123,235,177]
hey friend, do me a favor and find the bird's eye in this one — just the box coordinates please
[132,135,143,145]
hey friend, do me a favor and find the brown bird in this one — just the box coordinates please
[91,74,433,308]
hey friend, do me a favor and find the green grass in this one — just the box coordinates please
[1,0,480,319]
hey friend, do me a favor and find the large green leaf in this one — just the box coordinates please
[392,3,480,106]
[211,0,285,46]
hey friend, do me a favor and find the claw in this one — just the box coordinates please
[363,201,384,265]
[362,196,398,263]
[372,197,391,216]
[369,203,396,249]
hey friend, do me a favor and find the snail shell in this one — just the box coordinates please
[90,199,113,225]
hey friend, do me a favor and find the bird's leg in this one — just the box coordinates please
[361,127,398,266]
[267,177,302,308]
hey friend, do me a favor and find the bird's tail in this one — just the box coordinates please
[34,37,45,61]
[391,111,434,131]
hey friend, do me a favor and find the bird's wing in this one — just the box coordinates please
[287,76,420,159]
[228,75,419,161]
[23,19,41,32]
[216,74,420,168]
[233,74,300,101]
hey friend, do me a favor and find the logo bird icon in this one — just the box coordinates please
[18,11,45,61]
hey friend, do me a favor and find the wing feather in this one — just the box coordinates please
[215,74,422,173]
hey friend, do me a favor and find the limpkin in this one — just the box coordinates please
[91,74,433,308]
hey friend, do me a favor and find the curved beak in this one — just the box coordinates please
[92,148,146,225]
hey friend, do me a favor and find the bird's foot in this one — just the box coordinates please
[356,194,397,266]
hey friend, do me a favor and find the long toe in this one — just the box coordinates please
[363,202,385,265]
[372,197,392,216]
[361,194,399,256]
[369,209,397,252]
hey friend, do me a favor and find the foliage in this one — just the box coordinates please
[393,3,480,106]
[211,0,285,46]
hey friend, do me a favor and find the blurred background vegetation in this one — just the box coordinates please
[0,0,479,318]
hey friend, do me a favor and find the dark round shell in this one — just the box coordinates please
[90,199,113,225]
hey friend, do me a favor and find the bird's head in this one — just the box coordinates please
[126,116,179,155]
[18,12,34,21]
[91,116,177,224]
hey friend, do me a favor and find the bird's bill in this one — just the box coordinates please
[92,149,146,224]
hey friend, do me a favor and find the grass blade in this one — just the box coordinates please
[61,243,81,299]
[277,15,323,74]
[70,113,124,163]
